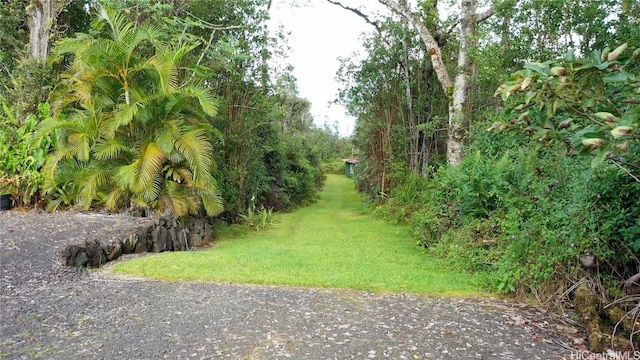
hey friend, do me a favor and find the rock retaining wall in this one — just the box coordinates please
[60,216,212,268]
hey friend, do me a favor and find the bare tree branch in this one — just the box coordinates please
[439,5,495,45]
[476,7,495,23]
[326,0,382,34]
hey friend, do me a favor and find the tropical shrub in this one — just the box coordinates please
[0,103,55,206]
[40,4,223,218]
[494,43,640,282]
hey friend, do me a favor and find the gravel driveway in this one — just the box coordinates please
[1,211,580,359]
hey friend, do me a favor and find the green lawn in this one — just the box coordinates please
[111,174,488,295]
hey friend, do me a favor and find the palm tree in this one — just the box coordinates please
[40,3,223,218]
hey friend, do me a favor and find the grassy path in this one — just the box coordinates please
[113,174,486,295]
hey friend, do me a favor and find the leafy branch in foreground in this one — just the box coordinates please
[493,43,640,180]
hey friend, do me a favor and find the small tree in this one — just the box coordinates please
[41,4,223,217]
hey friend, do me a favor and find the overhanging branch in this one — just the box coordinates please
[326,0,382,34]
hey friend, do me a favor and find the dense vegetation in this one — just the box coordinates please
[1,0,639,351]
[0,0,350,221]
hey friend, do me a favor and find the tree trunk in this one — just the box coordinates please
[448,0,476,167]
[27,0,55,63]
[378,0,457,165]
[378,0,452,92]
[398,0,419,173]
[378,0,484,167]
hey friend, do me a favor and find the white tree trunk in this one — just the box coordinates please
[448,0,476,167]
[27,0,55,62]
[378,0,453,91]
[378,0,480,167]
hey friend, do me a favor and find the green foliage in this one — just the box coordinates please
[495,43,640,179]
[238,203,274,231]
[322,159,346,175]
[8,61,55,123]
[0,0,27,82]
[337,17,450,200]
[42,3,223,218]
[0,103,55,205]
[587,166,640,252]
[380,113,640,294]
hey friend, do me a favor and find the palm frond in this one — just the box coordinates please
[148,53,177,94]
[108,101,142,135]
[171,42,200,67]
[174,129,214,181]
[199,187,224,217]
[138,173,164,203]
[170,86,218,117]
[115,160,139,190]
[75,164,111,209]
[130,195,151,212]
[93,137,131,160]
[41,155,67,194]
[102,187,126,211]
[49,37,88,65]
[67,132,91,162]
[133,141,166,194]
[175,167,195,187]
[93,3,133,42]
[160,181,200,217]
[155,124,183,163]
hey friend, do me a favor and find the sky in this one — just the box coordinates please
[268,1,387,137]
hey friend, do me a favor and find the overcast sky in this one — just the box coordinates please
[268,1,387,137]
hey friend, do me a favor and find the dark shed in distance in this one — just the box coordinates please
[344,158,358,178]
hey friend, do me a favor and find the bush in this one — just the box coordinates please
[381,113,640,296]
[0,103,54,206]
[322,159,346,175]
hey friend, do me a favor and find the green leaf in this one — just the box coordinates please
[558,118,573,129]
[583,97,595,108]
[600,47,610,62]
[520,77,533,91]
[524,62,549,75]
[517,110,529,122]
[501,83,521,102]
[525,91,537,104]
[550,67,567,76]
[564,49,575,62]
[603,73,629,83]
[133,141,166,194]
[581,137,605,148]
[593,112,617,123]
